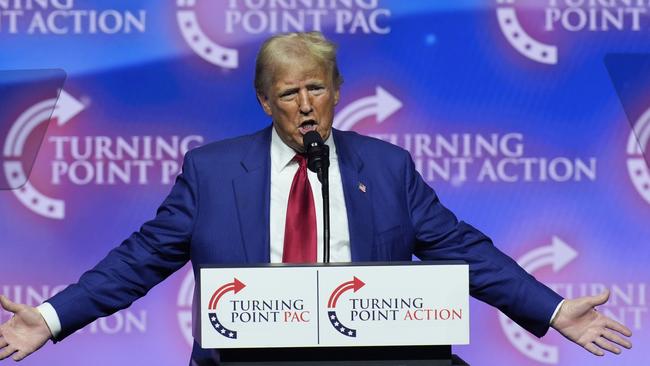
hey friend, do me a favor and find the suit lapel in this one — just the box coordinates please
[333,129,376,262]
[232,127,272,263]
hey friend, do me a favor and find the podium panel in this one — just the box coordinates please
[197,261,469,352]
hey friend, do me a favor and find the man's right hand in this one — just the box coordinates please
[0,295,52,362]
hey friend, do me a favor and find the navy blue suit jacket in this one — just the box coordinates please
[47,126,562,363]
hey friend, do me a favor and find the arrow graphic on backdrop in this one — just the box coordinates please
[3,90,85,219]
[327,276,365,338]
[333,86,402,131]
[207,278,246,339]
[499,236,578,364]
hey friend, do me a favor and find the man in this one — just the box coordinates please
[0,32,633,364]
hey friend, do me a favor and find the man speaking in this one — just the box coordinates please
[0,32,633,364]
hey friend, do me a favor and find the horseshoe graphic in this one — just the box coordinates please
[2,90,84,219]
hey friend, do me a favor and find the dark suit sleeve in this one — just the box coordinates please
[46,151,198,340]
[403,152,562,337]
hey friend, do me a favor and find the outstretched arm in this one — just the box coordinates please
[0,296,52,362]
[552,290,633,356]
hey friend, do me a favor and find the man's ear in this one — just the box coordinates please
[256,92,273,116]
[334,88,340,106]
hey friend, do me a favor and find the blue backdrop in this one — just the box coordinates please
[1,1,648,365]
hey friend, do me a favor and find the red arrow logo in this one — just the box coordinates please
[327,276,365,308]
[208,278,246,310]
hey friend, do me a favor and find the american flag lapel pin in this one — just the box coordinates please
[358,182,366,193]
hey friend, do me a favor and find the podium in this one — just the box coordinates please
[196,261,470,365]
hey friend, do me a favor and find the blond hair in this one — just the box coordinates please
[254,31,344,95]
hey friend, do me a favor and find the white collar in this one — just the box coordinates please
[271,125,337,173]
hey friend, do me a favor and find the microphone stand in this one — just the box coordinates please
[317,149,330,264]
[304,131,331,264]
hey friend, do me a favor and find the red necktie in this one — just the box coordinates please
[282,154,317,263]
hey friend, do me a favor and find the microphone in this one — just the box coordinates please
[303,130,329,183]
[302,130,330,263]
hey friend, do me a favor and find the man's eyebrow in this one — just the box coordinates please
[278,87,299,95]
[306,80,325,86]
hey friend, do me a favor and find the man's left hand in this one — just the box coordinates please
[551,289,632,356]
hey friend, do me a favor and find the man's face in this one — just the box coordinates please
[257,58,340,152]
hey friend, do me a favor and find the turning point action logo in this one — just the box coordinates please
[176,0,391,68]
[327,276,463,338]
[338,87,598,185]
[496,0,649,64]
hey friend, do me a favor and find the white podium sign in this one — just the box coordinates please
[198,262,469,349]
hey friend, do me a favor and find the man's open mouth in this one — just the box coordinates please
[298,120,318,135]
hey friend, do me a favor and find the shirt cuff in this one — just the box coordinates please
[550,299,565,325]
[36,302,61,339]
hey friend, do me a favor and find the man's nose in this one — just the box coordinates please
[298,90,313,114]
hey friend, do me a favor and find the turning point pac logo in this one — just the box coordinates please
[176,0,391,69]
[204,276,310,341]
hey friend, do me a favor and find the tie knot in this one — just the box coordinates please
[293,154,307,168]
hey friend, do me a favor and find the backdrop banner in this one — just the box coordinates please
[1,1,647,365]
